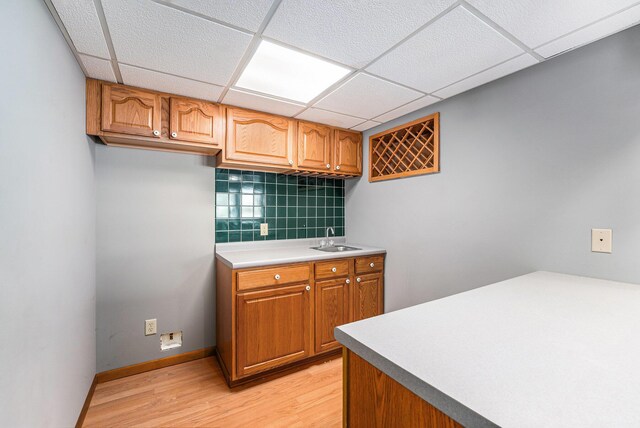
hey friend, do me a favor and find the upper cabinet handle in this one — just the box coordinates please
[274,274,281,280]
[336,165,341,170]
[331,267,337,272]
[288,160,293,165]
[305,285,311,291]
[356,277,361,283]
[326,164,331,169]
[346,279,351,284]
[152,130,160,137]
[370,262,375,268]
[171,132,177,138]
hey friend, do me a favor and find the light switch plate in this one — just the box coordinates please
[591,229,612,253]
[260,223,268,236]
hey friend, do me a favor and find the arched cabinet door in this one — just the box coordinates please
[334,129,362,175]
[297,121,332,172]
[224,107,296,168]
[169,97,223,145]
[101,83,161,137]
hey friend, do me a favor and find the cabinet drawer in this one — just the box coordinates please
[315,259,350,279]
[355,255,384,274]
[237,264,310,291]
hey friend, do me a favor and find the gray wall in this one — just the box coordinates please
[0,2,96,426]
[96,146,215,372]
[347,26,640,313]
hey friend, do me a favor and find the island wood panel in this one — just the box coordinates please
[315,278,350,353]
[223,107,296,168]
[297,121,332,171]
[352,272,383,322]
[101,83,161,137]
[344,350,462,428]
[169,97,223,145]
[236,283,312,377]
[334,129,362,175]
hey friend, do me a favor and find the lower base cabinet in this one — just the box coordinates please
[216,254,384,386]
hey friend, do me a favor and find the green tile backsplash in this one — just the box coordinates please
[215,169,345,243]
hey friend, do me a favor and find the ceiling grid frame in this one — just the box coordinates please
[46,0,640,131]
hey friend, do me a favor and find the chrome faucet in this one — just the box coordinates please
[326,227,335,239]
[320,227,335,248]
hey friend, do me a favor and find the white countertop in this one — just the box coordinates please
[215,237,386,269]
[335,271,640,428]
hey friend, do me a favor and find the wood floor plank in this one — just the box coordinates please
[83,357,342,427]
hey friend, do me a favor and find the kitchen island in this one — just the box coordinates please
[336,271,640,427]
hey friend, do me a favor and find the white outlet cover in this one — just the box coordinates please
[145,319,157,336]
[591,229,612,253]
[161,331,183,351]
[260,223,269,236]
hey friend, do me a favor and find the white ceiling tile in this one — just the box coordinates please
[102,0,252,85]
[433,54,539,99]
[120,64,224,101]
[314,73,423,119]
[466,0,638,48]
[78,54,116,82]
[535,5,640,58]
[161,0,274,32]
[367,6,524,93]
[373,96,440,123]
[263,0,455,68]
[296,108,365,129]
[351,121,381,132]
[51,0,110,58]
[223,89,305,116]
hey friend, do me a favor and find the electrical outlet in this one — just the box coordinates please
[260,223,268,236]
[160,331,182,350]
[591,229,612,253]
[145,319,157,336]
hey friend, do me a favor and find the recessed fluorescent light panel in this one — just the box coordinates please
[235,41,351,103]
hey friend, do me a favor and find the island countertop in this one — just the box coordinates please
[335,271,640,428]
[215,237,386,269]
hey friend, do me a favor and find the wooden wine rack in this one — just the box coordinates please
[369,113,440,182]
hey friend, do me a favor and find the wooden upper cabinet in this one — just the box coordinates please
[101,83,161,137]
[225,107,296,168]
[334,130,362,174]
[236,283,312,377]
[315,278,350,353]
[169,97,222,145]
[352,272,383,323]
[297,122,332,172]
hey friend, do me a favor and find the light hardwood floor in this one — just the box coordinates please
[83,357,342,427]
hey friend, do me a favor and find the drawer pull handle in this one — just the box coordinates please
[370,262,375,268]
[356,277,361,283]
[274,274,281,280]
[305,285,311,291]
[331,267,337,272]
[346,279,351,284]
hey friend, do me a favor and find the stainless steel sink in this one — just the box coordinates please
[311,245,361,252]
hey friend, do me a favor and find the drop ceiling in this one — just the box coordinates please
[48,0,640,131]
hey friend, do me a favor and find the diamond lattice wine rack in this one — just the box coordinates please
[369,113,440,182]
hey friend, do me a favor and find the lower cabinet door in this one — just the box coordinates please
[315,278,350,353]
[236,283,312,377]
[352,273,383,322]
